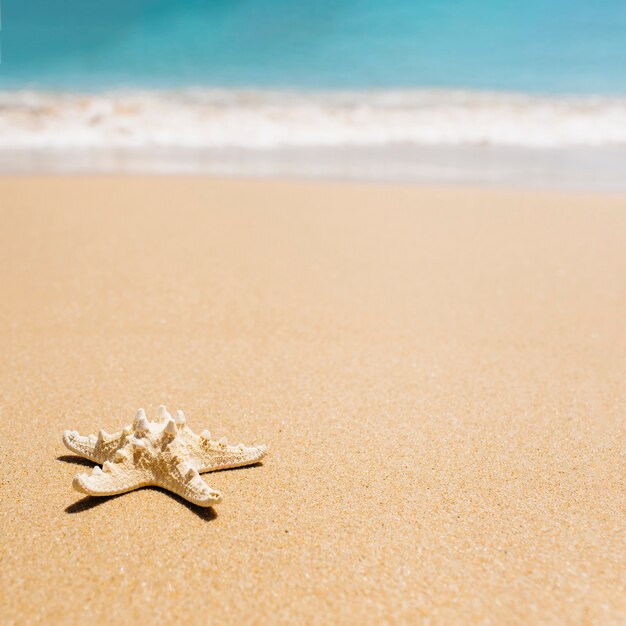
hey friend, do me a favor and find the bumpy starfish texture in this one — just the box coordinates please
[63,406,268,507]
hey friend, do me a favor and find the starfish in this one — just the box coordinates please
[62,405,268,507]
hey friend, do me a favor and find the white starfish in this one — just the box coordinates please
[63,405,268,507]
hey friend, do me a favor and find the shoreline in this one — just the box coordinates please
[3,87,625,190]
[2,145,626,192]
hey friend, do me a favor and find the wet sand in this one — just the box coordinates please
[0,177,624,624]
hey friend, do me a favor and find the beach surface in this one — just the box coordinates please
[0,177,624,624]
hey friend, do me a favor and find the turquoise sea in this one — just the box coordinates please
[3,0,626,92]
[1,1,626,186]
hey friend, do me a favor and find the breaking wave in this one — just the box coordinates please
[2,89,626,150]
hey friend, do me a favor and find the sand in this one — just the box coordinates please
[0,177,624,625]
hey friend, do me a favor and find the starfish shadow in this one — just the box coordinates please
[57,455,95,467]
[65,494,124,513]
[146,487,218,521]
[65,489,218,521]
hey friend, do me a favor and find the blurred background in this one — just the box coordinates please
[1,0,625,188]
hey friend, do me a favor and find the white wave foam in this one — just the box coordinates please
[1,89,626,149]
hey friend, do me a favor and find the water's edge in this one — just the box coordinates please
[2,89,625,190]
[3,145,626,192]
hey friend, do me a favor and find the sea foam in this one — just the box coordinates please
[1,89,626,150]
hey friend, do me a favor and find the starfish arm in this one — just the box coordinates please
[73,463,151,497]
[63,430,99,462]
[156,462,223,507]
[63,428,129,464]
[197,440,269,473]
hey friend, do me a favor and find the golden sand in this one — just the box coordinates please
[0,177,624,624]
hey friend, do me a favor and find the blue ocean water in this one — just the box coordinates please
[2,0,626,93]
[2,0,626,189]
